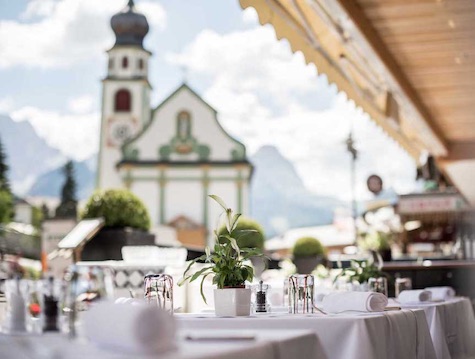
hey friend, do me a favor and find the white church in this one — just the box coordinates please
[96,0,252,248]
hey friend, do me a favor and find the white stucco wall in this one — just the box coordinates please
[14,204,32,225]
[165,181,203,224]
[128,86,243,161]
[130,180,159,226]
[98,79,150,189]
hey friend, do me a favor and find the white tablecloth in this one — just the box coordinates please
[0,329,324,359]
[177,310,437,359]
[395,297,475,359]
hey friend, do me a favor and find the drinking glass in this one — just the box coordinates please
[24,280,42,333]
[288,274,314,314]
[143,274,173,314]
[63,265,114,336]
[2,278,27,333]
[395,277,412,297]
[368,277,388,297]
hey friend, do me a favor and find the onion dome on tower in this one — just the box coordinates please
[110,0,149,48]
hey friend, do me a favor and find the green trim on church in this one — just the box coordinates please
[120,83,247,161]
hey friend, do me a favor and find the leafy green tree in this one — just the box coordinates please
[31,206,44,229]
[81,189,151,231]
[0,190,13,224]
[55,161,78,219]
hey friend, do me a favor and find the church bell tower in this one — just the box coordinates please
[97,0,152,189]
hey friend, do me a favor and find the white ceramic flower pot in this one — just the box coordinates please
[214,288,251,317]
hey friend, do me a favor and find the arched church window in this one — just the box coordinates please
[176,111,191,139]
[138,58,144,70]
[122,56,128,68]
[115,89,131,112]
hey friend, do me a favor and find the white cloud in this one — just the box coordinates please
[10,106,99,161]
[68,94,95,114]
[0,0,166,69]
[0,97,15,113]
[242,7,259,25]
[168,27,416,201]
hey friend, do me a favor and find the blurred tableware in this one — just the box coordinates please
[2,278,26,333]
[84,302,176,354]
[143,274,173,314]
[368,277,388,297]
[322,291,388,313]
[23,280,41,333]
[288,274,314,314]
[424,286,455,301]
[395,278,412,298]
[63,265,114,336]
[398,289,431,304]
[41,276,63,332]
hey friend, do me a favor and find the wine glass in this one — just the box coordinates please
[63,265,114,336]
[368,277,388,297]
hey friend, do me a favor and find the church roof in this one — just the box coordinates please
[110,0,149,48]
[122,82,247,159]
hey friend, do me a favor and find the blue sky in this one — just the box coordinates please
[0,0,417,201]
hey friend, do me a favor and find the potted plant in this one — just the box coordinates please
[292,236,326,274]
[218,216,267,277]
[359,230,393,262]
[179,195,263,316]
[334,258,386,291]
[80,189,154,261]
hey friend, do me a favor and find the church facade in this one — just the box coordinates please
[96,1,252,247]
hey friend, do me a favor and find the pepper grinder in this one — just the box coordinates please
[42,276,59,332]
[255,280,269,313]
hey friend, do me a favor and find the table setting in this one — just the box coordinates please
[0,195,474,359]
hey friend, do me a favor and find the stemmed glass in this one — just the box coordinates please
[63,265,114,336]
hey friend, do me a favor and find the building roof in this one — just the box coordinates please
[240,0,475,205]
[110,0,149,48]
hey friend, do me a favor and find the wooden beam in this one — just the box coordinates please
[335,0,448,155]
[445,141,475,161]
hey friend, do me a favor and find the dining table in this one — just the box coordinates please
[394,297,475,359]
[177,308,438,359]
[0,328,325,359]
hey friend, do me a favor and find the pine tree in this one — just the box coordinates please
[0,137,11,193]
[55,161,78,218]
[0,136,13,223]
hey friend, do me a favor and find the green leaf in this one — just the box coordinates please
[228,237,241,256]
[190,266,214,282]
[230,213,241,232]
[200,273,212,305]
[209,195,228,212]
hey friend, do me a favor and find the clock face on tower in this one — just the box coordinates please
[106,117,138,147]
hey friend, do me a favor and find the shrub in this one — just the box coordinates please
[81,189,151,231]
[292,236,325,257]
[218,216,265,250]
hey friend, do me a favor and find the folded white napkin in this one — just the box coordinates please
[322,291,388,313]
[424,286,455,301]
[84,302,176,354]
[398,289,432,304]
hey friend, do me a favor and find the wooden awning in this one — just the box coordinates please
[240,0,475,204]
